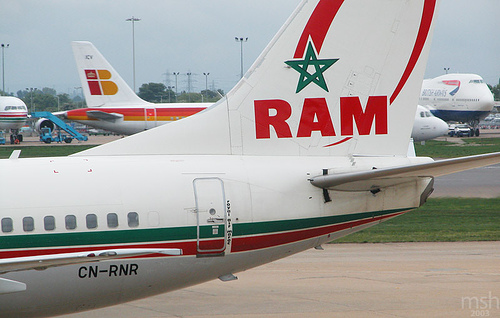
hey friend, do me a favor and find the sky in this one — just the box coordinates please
[1,0,499,97]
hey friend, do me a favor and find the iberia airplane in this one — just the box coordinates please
[36,41,211,135]
[0,96,28,144]
[419,73,495,136]
[1,1,500,317]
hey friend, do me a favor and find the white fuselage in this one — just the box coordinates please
[0,154,432,317]
[419,74,494,123]
[62,103,210,135]
[0,97,28,131]
[411,105,449,141]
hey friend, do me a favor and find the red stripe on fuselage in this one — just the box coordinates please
[0,211,407,260]
[65,107,205,121]
[0,113,28,118]
[232,210,406,252]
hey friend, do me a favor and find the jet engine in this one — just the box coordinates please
[35,118,55,133]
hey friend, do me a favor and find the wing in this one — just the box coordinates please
[86,110,124,122]
[0,248,182,275]
[309,152,500,191]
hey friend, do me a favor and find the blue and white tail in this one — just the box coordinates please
[76,0,439,157]
[72,41,149,107]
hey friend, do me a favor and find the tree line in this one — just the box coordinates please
[1,88,85,112]
[0,83,224,112]
[137,82,224,103]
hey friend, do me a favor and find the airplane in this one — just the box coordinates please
[1,0,500,317]
[0,96,28,144]
[419,73,495,136]
[411,105,449,141]
[35,41,211,136]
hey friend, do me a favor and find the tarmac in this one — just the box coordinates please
[62,242,500,318]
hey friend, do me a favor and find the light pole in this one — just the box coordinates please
[203,72,210,102]
[74,87,83,107]
[173,72,179,101]
[235,37,248,79]
[186,72,192,102]
[126,16,141,92]
[167,86,175,103]
[1,43,9,93]
[26,88,37,113]
[444,67,450,74]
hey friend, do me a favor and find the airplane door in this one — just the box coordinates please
[193,178,227,255]
[145,108,157,130]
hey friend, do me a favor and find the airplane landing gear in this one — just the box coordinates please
[9,130,23,144]
[469,120,480,137]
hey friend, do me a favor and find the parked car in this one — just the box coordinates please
[448,124,473,137]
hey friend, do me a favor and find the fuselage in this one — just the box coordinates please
[62,103,209,135]
[0,97,28,131]
[419,74,494,123]
[0,154,432,317]
[411,105,449,141]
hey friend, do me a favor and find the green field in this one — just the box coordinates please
[1,136,498,159]
[334,198,500,243]
[0,145,96,159]
[414,138,500,158]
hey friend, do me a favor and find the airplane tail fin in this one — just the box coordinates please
[76,0,439,157]
[71,41,150,107]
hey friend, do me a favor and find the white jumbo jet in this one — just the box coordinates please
[419,73,495,136]
[35,41,211,136]
[1,0,500,317]
[0,96,28,144]
[411,105,449,141]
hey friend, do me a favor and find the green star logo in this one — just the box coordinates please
[285,42,338,93]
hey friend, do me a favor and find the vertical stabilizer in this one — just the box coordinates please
[76,0,439,157]
[71,41,150,107]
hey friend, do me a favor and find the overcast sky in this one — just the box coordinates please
[1,0,499,97]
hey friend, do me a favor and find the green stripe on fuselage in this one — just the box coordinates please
[0,208,411,250]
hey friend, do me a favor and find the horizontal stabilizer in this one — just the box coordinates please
[0,278,26,295]
[310,152,500,190]
[86,110,124,122]
[0,248,182,274]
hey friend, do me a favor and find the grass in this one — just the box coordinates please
[415,138,500,158]
[0,145,97,159]
[333,198,500,243]
[2,137,497,159]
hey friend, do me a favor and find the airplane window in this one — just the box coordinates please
[86,214,98,229]
[1,217,13,233]
[23,216,35,232]
[425,112,431,117]
[44,216,56,231]
[127,212,139,228]
[65,215,77,230]
[420,112,425,118]
[107,213,119,228]
[5,106,11,110]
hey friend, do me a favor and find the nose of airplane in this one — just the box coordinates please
[479,92,495,112]
[434,117,449,136]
